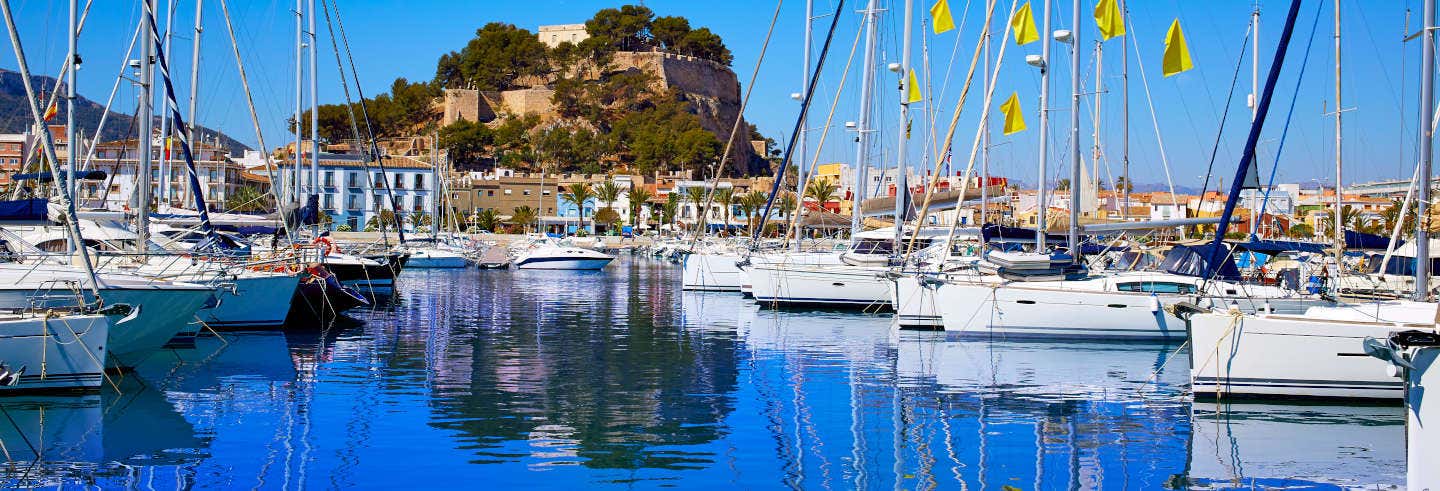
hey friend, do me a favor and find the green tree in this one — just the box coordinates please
[650,16,691,49]
[626,188,653,227]
[676,27,733,65]
[594,208,621,230]
[1114,176,1134,193]
[713,187,735,231]
[595,181,623,218]
[365,210,398,231]
[1056,178,1071,191]
[683,185,709,231]
[561,182,596,235]
[510,205,538,233]
[584,5,655,52]
[663,192,680,230]
[225,185,275,213]
[804,178,838,206]
[473,209,500,232]
[778,191,797,221]
[1288,222,1314,239]
[439,120,494,169]
[738,191,767,236]
[437,22,550,90]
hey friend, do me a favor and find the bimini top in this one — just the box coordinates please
[853,226,979,241]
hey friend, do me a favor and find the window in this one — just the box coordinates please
[413,174,425,190]
[323,194,335,210]
[487,190,494,196]
[523,190,531,196]
[348,172,361,188]
[393,173,404,189]
[1115,282,1197,294]
[542,189,551,196]
[374,172,384,188]
[504,189,512,195]
[323,171,335,187]
[850,239,894,255]
[346,194,361,210]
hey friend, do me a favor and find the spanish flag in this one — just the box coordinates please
[1012,2,1040,46]
[1093,0,1125,40]
[999,92,1026,135]
[930,0,956,34]
[906,69,923,104]
[1162,19,1193,77]
[42,100,58,122]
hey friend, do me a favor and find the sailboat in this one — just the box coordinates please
[1183,0,1439,400]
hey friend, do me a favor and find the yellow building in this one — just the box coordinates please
[809,163,849,214]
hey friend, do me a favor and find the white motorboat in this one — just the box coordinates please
[406,247,470,269]
[1186,300,1437,400]
[513,239,614,270]
[0,312,110,392]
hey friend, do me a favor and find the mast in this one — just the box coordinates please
[66,0,78,252]
[186,0,202,209]
[1036,0,1053,248]
[1250,2,1260,234]
[795,0,813,251]
[432,132,440,241]
[138,0,155,253]
[1332,0,1344,271]
[1067,0,1081,259]
[1417,0,1434,301]
[851,0,881,237]
[159,0,174,205]
[308,0,320,227]
[1120,0,1129,220]
[293,0,304,208]
[894,0,914,252]
[981,3,991,229]
[1092,41,1102,222]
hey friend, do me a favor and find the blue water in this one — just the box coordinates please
[0,257,1406,489]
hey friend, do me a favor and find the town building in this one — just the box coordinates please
[85,137,242,211]
[537,24,589,48]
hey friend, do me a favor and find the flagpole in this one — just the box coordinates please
[894,0,914,255]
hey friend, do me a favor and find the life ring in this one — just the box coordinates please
[312,236,339,256]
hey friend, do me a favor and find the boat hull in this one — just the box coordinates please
[1187,311,1412,400]
[95,287,215,368]
[0,314,109,392]
[749,265,891,309]
[200,273,300,330]
[890,273,944,329]
[515,257,613,270]
[681,253,744,291]
[406,250,469,269]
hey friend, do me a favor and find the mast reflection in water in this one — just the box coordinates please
[0,257,1404,488]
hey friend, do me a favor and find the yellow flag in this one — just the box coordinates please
[1162,19,1194,77]
[1011,2,1040,45]
[906,69,923,104]
[930,0,956,34]
[1093,0,1125,40]
[999,92,1026,135]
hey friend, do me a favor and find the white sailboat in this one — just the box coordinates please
[0,312,111,392]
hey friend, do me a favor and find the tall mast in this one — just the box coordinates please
[1332,0,1344,270]
[1120,0,1129,221]
[1092,41,1102,221]
[293,0,304,207]
[186,0,203,209]
[981,1,992,229]
[1036,0,1053,248]
[851,0,881,237]
[1249,2,1260,234]
[138,0,155,253]
[1417,0,1434,301]
[1067,0,1081,259]
[308,0,320,225]
[66,0,78,250]
[159,0,174,205]
[893,0,914,252]
[794,0,812,252]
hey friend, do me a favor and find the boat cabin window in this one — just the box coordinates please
[1115,282,1196,294]
[850,239,894,255]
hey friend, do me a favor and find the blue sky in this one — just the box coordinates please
[1,0,1426,189]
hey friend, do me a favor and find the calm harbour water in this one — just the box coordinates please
[0,256,1407,489]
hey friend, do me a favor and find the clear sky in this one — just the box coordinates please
[0,0,1426,190]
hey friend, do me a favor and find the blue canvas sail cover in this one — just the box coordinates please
[1235,238,1327,255]
[0,198,48,221]
[189,232,252,256]
[1161,244,1241,281]
[1345,230,1396,250]
[10,170,107,182]
[982,224,1067,244]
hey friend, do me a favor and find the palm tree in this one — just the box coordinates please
[561,182,595,235]
[510,205,538,233]
[627,188,653,227]
[713,187,735,233]
[593,181,623,234]
[683,186,709,232]
[474,209,500,232]
[663,192,680,231]
[738,191,767,236]
[804,178,838,208]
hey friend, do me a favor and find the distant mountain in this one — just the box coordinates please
[0,68,248,151]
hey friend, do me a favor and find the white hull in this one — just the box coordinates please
[407,249,470,268]
[1406,347,1440,489]
[890,274,945,328]
[931,274,1324,341]
[1187,305,1434,400]
[515,258,613,270]
[95,287,214,368]
[514,245,614,270]
[0,314,109,392]
[682,253,744,291]
[749,264,891,308]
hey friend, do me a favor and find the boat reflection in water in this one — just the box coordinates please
[0,259,1405,488]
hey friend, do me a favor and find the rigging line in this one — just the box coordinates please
[1127,11,1180,212]
[783,15,866,244]
[328,0,406,245]
[1257,0,1324,237]
[750,0,846,246]
[217,0,292,232]
[78,15,144,173]
[687,0,784,247]
[1195,24,1253,216]
[320,0,389,245]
